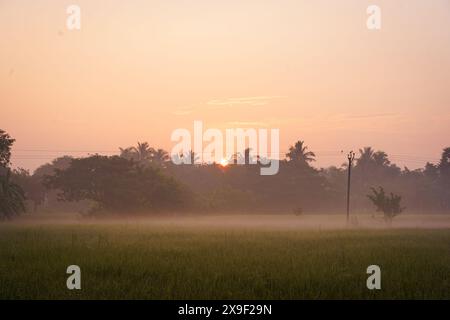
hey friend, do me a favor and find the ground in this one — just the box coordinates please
[0,214,449,299]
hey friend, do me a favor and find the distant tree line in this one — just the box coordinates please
[1,128,449,218]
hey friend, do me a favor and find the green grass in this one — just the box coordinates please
[0,221,449,299]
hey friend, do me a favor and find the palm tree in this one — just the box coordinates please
[356,147,375,167]
[170,150,197,165]
[133,142,154,162]
[286,140,316,163]
[373,151,390,167]
[152,149,170,165]
[0,169,26,220]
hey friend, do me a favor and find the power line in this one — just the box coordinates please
[11,148,442,169]
[12,149,441,158]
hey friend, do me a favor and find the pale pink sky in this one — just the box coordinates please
[1,0,449,171]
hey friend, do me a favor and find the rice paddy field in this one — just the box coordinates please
[0,214,449,300]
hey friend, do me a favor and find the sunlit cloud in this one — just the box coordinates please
[172,96,286,116]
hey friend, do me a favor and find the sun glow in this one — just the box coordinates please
[219,158,229,167]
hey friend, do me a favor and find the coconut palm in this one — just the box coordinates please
[373,151,390,167]
[133,142,154,162]
[152,148,169,161]
[152,148,170,165]
[286,140,316,163]
[356,147,375,167]
[120,142,156,163]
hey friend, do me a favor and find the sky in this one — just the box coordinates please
[1,0,450,172]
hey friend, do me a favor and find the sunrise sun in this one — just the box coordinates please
[219,158,229,167]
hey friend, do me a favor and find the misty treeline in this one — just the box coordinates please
[1,129,450,218]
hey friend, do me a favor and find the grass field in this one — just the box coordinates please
[0,215,450,299]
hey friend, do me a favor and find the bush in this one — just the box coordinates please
[367,186,405,222]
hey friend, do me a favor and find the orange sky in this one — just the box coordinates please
[1,0,449,171]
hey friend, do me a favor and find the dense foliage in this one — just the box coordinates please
[45,155,189,214]
[2,129,450,216]
[0,129,26,219]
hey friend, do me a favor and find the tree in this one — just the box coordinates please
[34,156,73,176]
[0,169,26,220]
[0,129,15,168]
[356,147,375,168]
[152,148,170,165]
[286,140,316,163]
[372,151,390,167]
[45,155,189,214]
[26,156,74,212]
[133,142,154,162]
[438,147,450,184]
[120,142,155,162]
[119,147,138,161]
[120,142,167,165]
[11,168,37,211]
[367,186,405,222]
[437,147,450,209]
[0,130,26,219]
[424,162,438,180]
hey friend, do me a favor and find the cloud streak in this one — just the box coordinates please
[206,96,286,109]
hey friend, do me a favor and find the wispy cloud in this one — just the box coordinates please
[172,95,286,116]
[171,107,195,116]
[206,96,286,109]
[344,112,399,119]
[226,121,268,127]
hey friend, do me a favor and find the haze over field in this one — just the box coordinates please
[1,0,450,171]
[12,213,450,230]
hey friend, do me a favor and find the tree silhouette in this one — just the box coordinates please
[133,142,154,162]
[0,169,26,220]
[45,155,187,214]
[0,129,15,168]
[120,142,156,163]
[438,148,450,182]
[0,130,26,220]
[119,147,138,161]
[356,147,375,167]
[372,151,390,167]
[437,147,450,208]
[367,186,405,222]
[286,140,315,163]
[152,148,170,165]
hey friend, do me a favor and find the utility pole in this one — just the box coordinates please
[346,151,355,224]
